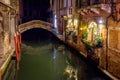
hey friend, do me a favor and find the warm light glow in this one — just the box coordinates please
[67,14,72,18]
[89,22,97,28]
[63,16,67,20]
[67,19,73,27]
[87,21,97,41]
[74,18,78,29]
[80,28,83,30]
[68,19,72,24]
[80,26,87,31]
[65,65,78,80]
[98,20,103,24]
[98,24,104,37]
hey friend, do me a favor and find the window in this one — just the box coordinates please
[75,0,81,8]
[63,0,67,7]
[68,0,72,7]
[81,21,103,48]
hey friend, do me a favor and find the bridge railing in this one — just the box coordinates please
[19,20,53,33]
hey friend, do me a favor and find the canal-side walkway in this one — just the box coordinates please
[0,49,15,80]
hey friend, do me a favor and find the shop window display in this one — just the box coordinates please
[80,20,105,64]
[81,21,103,48]
[66,17,78,44]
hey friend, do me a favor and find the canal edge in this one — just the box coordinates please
[56,34,119,80]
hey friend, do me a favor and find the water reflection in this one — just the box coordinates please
[15,40,110,80]
[53,47,57,61]
[64,65,78,80]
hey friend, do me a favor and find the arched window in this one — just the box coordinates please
[87,21,98,42]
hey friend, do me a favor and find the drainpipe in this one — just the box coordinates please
[105,15,109,70]
[105,1,114,70]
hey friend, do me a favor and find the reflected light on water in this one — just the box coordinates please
[64,65,78,80]
[53,47,57,63]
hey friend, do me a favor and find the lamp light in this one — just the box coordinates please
[98,19,103,24]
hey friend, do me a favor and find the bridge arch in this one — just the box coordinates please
[19,20,53,33]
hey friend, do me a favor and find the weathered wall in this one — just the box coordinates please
[107,17,120,78]
[0,1,17,55]
[0,12,4,55]
[99,26,107,69]
[10,0,19,13]
[19,20,52,33]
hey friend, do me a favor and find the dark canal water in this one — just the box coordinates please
[15,28,110,80]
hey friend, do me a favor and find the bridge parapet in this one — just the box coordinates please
[19,20,53,33]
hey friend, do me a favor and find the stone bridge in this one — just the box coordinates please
[19,20,53,33]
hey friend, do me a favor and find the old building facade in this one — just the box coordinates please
[0,0,19,79]
[51,0,120,79]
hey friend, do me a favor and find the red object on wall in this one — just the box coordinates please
[17,33,20,53]
[14,34,19,62]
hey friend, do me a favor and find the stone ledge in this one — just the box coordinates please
[0,49,15,77]
[109,47,120,53]
[98,67,119,80]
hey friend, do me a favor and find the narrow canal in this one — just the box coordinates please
[15,28,110,80]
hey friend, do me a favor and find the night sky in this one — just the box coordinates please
[22,0,51,23]
[21,0,53,42]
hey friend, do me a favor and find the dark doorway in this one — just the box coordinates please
[22,28,56,43]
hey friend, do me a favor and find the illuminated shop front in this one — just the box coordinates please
[79,17,106,63]
[65,14,79,44]
[81,18,105,48]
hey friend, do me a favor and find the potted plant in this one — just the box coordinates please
[94,36,103,48]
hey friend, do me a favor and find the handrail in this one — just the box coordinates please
[19,20,53,33]
[19,20,52,28]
